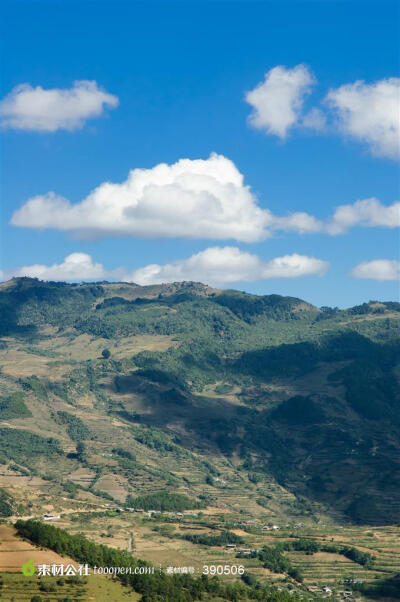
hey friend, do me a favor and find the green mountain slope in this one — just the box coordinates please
[0,277,399,525]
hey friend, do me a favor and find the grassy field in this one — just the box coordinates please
[0,572,140,601]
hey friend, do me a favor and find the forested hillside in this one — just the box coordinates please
[0,276,399,527]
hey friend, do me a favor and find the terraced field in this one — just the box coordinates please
[273,526,400,589]
[42,509,399,596]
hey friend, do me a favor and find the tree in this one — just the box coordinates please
[101,348,111,359]
[76,441,86,461]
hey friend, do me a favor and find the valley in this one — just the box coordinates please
[0,277,399,600]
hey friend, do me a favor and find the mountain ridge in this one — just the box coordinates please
[3,274,398,312]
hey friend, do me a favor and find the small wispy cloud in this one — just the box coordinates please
[245,64,316,139]
[10,253,108,281]
[325,77,400,160]
[125,247,329,286]
[0,80,119,132]
[351,259,400,281]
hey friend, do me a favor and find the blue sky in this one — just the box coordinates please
[1,0,399,307]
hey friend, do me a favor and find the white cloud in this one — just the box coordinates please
[3,248,329,286]
[124,247,329,286]
[0,80,119,132]
[245,64,316,138]
[11,253,108,281]
[326,198,400,235]
[271,212,323,234]
[325,77,400,159]
[302,107,327,131]
[270,198,399,236]
[11,153,304,242]
[351,259,400,281]
[245,67,399,160]
[10,154,399,241]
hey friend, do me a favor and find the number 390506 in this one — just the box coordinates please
[202,565,245,575]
